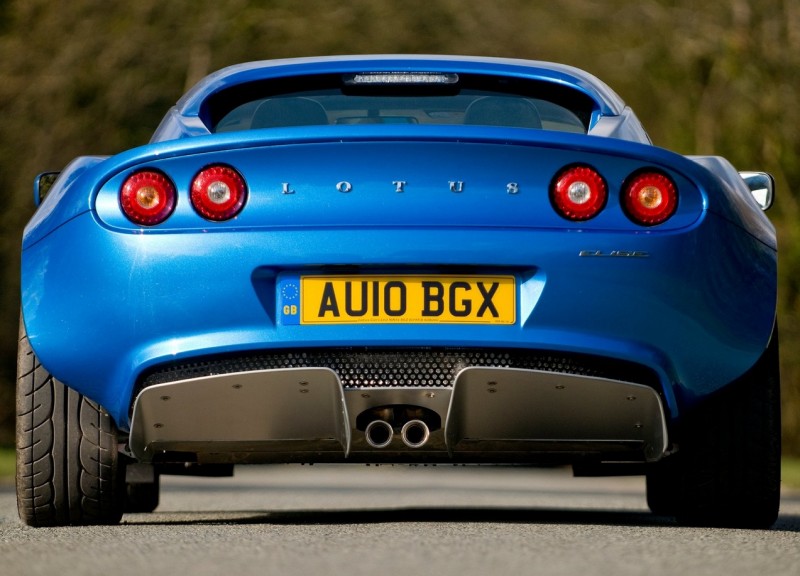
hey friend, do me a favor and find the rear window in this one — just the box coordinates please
[206,72,595,134]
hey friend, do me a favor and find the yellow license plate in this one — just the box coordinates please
[300,275,516,325]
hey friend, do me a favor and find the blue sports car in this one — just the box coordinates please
[17,55,779,528]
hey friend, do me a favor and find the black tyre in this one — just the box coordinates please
[16,319,125,526]
[125,468,160,513]
[646,327,781,528]
[645,458,678,516]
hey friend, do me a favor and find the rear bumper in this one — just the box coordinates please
[129,366,667,465]
[22,209,776,430]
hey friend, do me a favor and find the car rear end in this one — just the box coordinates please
[21,62,776,470]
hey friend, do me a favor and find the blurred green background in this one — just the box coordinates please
[1,0,799,453]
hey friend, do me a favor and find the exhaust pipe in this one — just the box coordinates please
[365,420,394,449]
[401,420,430,448]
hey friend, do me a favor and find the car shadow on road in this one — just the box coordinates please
[122,506,800,532]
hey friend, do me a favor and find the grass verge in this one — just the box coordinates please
[0,447,14,484]
[783,457,800,489]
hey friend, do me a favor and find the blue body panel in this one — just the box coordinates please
[20,57,777,434]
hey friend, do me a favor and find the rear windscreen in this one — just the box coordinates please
[206,72,595,134]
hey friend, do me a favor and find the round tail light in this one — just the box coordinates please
[623,171,678,226]
[191,165,247,221]
[551,165,608,221]
[120,170,176,226]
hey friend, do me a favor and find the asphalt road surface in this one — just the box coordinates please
[1,465,799,576]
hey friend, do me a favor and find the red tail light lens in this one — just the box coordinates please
[623,171,678,226]
[191,165,247,221]
[120,170,176,226]
[551,165,608,221]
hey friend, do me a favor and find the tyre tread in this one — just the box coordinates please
[647,329,781,528]
[16,321,123,526]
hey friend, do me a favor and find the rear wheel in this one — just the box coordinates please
[646,327,781,528]
[645,459,678,516]
[16,320,125,526]
[125,464,160,513]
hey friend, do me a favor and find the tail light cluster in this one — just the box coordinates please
[119,170,176,226]
[119,162,675,227]
[551,164,678,226]
[120,164,247,226]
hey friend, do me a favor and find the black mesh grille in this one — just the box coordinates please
[139,348,659,390]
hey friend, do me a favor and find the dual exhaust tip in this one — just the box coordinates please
[365,419,430,449]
